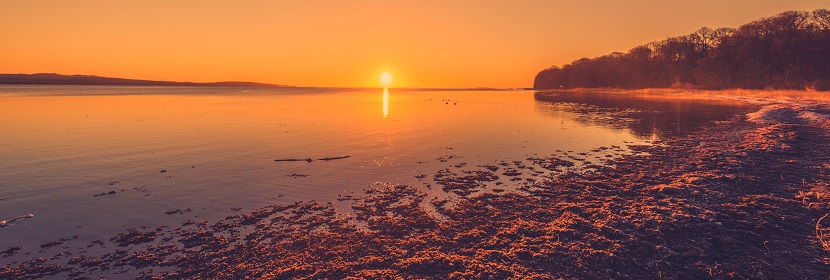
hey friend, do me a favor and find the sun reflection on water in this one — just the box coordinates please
[382,88,389,118]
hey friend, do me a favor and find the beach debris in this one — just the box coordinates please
[318,156,351,161]
[275,156,350,163]
[478,164,499,172]
[817,213,830,253]
[160,169,167,173]
[87,240,105,248]
[0,214,34,228]
[512,160,526,169]
[502,168,522,176]
[526,156,574,171]
[285,173,310,178]
[165,208,193,215]
[274,158,313,162]
[436,155,461,162]
[110,228,157,247]
[434,169,499,196]
[40,240,64,249]
[0,246,21,258]
[132,185,152,197]
[93,190,118,197]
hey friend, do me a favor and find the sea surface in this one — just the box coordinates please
[0,86,751,260]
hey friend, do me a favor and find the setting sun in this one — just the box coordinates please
[2,2,830,278]
[380,72,393,86]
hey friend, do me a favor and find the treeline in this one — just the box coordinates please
[534,10,830,90]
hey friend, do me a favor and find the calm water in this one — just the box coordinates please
[0,86,750,258]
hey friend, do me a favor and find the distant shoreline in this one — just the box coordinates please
[536,87,830,103]
[0,73,532,91]
[0,73,286,88]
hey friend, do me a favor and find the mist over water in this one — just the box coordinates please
[0,86,750,259]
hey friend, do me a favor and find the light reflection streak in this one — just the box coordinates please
[382,88,389,118]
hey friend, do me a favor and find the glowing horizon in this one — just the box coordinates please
[1,1,826,88]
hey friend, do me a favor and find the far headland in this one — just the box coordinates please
[0,73,286,88]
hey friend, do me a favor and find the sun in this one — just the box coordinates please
[380,72,392,86]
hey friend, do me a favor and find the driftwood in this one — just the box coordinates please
[0,213,34,227]
[317,156,351,161]
[274,156,351,163]
[274,158,314,163]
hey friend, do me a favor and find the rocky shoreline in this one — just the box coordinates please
[2,96,830,279]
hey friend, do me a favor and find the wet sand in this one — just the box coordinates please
[3,91,830,279]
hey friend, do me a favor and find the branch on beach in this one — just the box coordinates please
[817,213,830,253]
[0,214,35,228]
[274,156,351,163]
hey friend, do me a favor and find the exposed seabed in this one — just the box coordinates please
[3,91,830,279]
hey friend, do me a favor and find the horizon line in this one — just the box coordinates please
[0,72,531,91]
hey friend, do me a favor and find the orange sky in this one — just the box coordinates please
[1,1,827,88]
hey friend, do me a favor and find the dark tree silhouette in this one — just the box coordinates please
[534,10,830,91]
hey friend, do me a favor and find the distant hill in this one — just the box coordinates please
[534,10,830,91]
[0,73,285,87]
